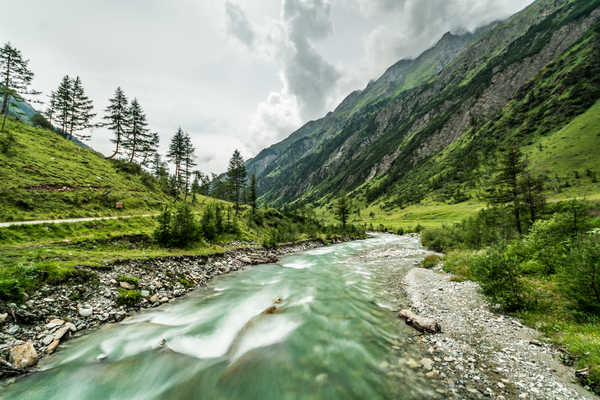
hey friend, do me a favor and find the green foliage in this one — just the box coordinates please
[30,112,52,130]
[469,243,530,312]
[421,254,440,269]
[118,275,139,287]
[154,202,200,248]
[116,289,142,307]
[559,233,600,315]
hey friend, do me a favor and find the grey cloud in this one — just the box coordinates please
[225,1,256,47]
[281,0,341,119]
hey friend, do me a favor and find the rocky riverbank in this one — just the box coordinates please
[0,238,343,379]
[400,266,597,400]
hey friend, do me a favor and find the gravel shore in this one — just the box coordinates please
[0,239,345,379]
[402,266,597,400]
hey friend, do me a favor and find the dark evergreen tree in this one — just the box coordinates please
[54,75,72,136]
[103,87,129,159]
[485,142,526,235]
[0,42,40,132]
[140,131,160,167]
[67,76,95,141]
[249,173,257,214]
[335,191,350,228]
[520,170,545,225]
[123,98,150,163]
[182,133,196,200]
[226,149,247,215]
[167,127,187,189]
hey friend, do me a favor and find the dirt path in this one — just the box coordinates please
[402,267,597,400]
[0,214,157,228]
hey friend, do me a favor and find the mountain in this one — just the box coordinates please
[247,0,600,213]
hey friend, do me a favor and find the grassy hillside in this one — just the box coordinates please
[0,118,170,221]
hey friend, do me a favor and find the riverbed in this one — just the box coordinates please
[2,234,446,399]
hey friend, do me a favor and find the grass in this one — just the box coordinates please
[0,118,171,222]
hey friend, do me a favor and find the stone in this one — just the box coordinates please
[406,358,421,369]
[141,290,150,297]
[160,297,169,303]
[78,307,93,317]
[53,323,75,341]
[119,281,135,290]
[421,358,434,371]
[398,309,441,333]
[46,339,60,354]
[42,335,54,346]
[45,319,65,329]
[9,342,38,368]
[0,313,7,324]
[150,294,160,303]
[6,325,19,335]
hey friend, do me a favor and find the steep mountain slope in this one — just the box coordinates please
[248,0,600,211]
[0,119,170,221]
[246,23,495,184]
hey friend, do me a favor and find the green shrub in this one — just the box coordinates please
[0,278,25,301]
[154,206,172,245]
[559,232,600,315]
[470,244,529,312]
[154,203,200,247]
[116,289,142,307]
[421,254,441,269]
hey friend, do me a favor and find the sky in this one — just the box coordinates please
[1,0,534,174]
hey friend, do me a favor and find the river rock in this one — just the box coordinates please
[53,323,76,341]
[398,309,441,333]
[78,305,93,317]
[0,313,7,324]
[140,290,150,297]
[421,358,434,371]
[41,334,54,346]
[150,294,160,303]
[6,325,19,335]
[119,281,135,290]
[46,339,60,354]
[9,342,38,368]
[45,319,65,329]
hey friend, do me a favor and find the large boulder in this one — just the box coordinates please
[9,342,38,369]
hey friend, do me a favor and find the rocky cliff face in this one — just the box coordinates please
[248,0,600,208]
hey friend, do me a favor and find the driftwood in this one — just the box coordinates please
[398,309,441,333]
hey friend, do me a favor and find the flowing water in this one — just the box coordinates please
[2,234,444,400]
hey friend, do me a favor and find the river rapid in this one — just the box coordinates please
[2,234,444,400]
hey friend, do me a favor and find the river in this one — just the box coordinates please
[1,234,445,399]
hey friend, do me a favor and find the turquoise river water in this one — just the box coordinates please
[2,234,445,399]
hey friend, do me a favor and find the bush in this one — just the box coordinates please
[30,112,53,130]
[421,254,441,269]
[116,289,142,307]
[470,244,529,312]
[153,203,200,247]
[559,232,600,315]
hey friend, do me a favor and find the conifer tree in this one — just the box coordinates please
[123,98,150,163]
[67,76,95,141]
[485,142,526,235]
[249,173,257,214]
[335,191,350,228]
[226,149,247,215]
[103,87,129,158]
[44,91,57,126]
[0,42,40,132]
[55,75,72,136]
[182,133,197,199]
[167,127,186,186]
[140,131,160,167]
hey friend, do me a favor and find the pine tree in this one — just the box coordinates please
[0,42,40,132]
[44,91,57,126]
[140,131,160,167]
[335,191,350,228]
[520,170,545,225]
[167,127,186,188]
[485,142,526,235]
[226,150,247,215]
[67,76,95,141]
[103,87,129,158]
[123,98,150,163]
[54,75,72,136]
[249,173,257,214]
[182,133,196,200]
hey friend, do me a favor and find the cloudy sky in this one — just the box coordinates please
[1,0,533,173]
